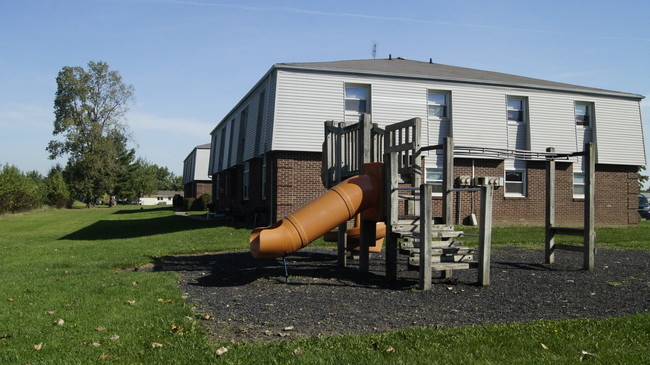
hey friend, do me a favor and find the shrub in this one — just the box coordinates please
[172,194,184,208]
[191,193,211,211]
[183,198,195,211]
[44,170,72,208]
[0,164,42,214]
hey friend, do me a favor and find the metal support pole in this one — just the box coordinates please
[443,136,454,226]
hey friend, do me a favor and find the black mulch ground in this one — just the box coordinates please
[153,246,650,342]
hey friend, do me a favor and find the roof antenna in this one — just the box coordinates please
[389,54,392,60]
[372,42,377,59]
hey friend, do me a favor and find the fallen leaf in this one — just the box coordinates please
[216,346,228,356]
[34,343,43,351]
[110,334,119,341]
[580,350,594,361]
[100,354,112,360]
[126,300,136,305]
[54,319,64,326]
[151,342,163,348]
[293,348,303,356]
[283,326,295,331]
[7,298,14,302]
[45,311,55,315]
[96,327,106,332]
[171,325,183,332]
[92,342,101,348]
[202,315,213,320]
[386,346,395,353]
[157,298,164,302]
[541,343,549,350]
[132,281,139,286]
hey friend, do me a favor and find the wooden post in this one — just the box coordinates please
[419,183,433,290]
[385,152,399,281]
[584,142,595,271]
[337,223,347,268]
[477,185,493,286]
[336,122,346,267]
[442,136,454,226]
[545,147,556,265]
[357,115,373,272]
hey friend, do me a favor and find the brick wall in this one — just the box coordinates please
[184,181,213,199]
[429,158,639,226]
[273,151,327,221]
[212,153,639,227]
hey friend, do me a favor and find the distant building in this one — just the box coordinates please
[207,58,645,226]
[138,190,182,205]
[183,143,212,199]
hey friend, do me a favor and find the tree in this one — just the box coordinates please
[47,61,135,207]
[0,164,42,214]
[639,166,649,192]
[44,168,72,208]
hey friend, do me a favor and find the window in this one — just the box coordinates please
[425,168,443,195]
[427,91,448,118]
[242,161,250,201]
[575,102,592,126]
[505,170,526,196]
[573,172,585,198]
[261,155,267,200]
[345,84,370,114]
[507,96,525,123]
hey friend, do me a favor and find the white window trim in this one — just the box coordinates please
[427,90,450,121]
[573,171,585,199]
[425,167,443,197]
[344,83,370,118]
[506,96,527,125]
[504,169,527,197]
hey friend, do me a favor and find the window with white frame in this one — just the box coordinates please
[507,96,526,123]
[505,169,526,196]
[573,172,585,198]
[427,91,448,119]
[575,102,592,126]
[242,161,250,201]
[425,168,444,195]
[345,84,370,114]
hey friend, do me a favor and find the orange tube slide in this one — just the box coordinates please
[250,163,383,258]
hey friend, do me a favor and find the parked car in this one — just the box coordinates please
[638,194,650,219]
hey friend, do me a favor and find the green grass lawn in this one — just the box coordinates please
[0,206,648,364]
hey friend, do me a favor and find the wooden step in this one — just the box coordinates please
[410,253,475,263]
[407,259,478,271]
[400,240,463,250]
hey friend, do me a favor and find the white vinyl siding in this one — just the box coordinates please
[211,66,644,170]
[528,94,577,154]
[452,87,507,149]
[591,98,645,166]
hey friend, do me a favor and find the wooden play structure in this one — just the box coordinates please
[251,115,596,289]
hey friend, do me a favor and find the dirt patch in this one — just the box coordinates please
[153,247,650,342]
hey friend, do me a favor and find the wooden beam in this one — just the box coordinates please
[478,185,493,286]
[551,227,585,236]
[443,136,454,226]
[385,152,399,281]
[584,142,596,271]
[545,147,556,264]
[419,183,432,290]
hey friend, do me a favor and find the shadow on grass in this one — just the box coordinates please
[60,214,218,240]
[153,249,414,289]
[112,206,174,214]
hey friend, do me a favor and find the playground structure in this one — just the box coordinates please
[250,115,596,289]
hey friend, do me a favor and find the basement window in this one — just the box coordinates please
[573,172,585,198]
[505,170,526,197]
[425,168,443,196]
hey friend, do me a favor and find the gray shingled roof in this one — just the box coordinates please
[276,58,643,100]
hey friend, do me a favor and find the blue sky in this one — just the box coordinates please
[1,0,649,177]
